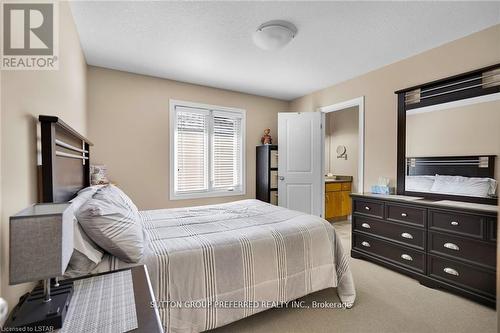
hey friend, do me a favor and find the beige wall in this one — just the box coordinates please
[0,2,87,307]
[406,100,500,181]
[87,66,288,210]
[290,24,500,190]
[325,106,359,192]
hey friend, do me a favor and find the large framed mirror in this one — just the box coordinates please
[396,63,500,205]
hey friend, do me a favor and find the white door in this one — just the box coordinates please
[278,112,323,216]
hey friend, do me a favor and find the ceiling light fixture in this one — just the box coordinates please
[253,20,297,51]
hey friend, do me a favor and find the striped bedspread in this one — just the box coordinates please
[101,199,355,332]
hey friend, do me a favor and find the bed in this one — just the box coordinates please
[38,116,356,333]
[93,199,355,332]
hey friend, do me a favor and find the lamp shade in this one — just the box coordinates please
[9,203,73,285]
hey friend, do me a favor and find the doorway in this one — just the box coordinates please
[319,97,365,221]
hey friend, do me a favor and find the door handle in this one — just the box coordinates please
[401,254,413,261]
[279,176,285,181]
[361,241,370,247]
[444,243,459,251]
[401,232,413,239]
[361,223,371,229]
[444,267,459,276]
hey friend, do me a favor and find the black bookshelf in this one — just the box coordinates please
[256,145,278,204]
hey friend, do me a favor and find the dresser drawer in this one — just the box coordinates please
[428,232,497,269]
[386,203,426,226]
[429,210,484,239]
[353,216,424,250]
[353,233,425,273]
[353,200,384,219]
[428,255,496,297]
[487,218,497,242]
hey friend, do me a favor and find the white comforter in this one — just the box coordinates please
[96,199,356,332]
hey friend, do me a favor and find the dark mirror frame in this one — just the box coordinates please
[395,63,500,205]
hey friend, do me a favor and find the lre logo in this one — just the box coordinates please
[1,1,59,70]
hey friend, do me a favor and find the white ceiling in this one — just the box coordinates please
[69,1,500,101]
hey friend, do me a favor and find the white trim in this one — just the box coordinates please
[320,111,326,218]
[171,188,247,200]
[318,96,365,218]
[406,92,500,116]
[170,99,246,114]
[169,99,246,200]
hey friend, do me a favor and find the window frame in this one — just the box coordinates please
[169,99,246,200]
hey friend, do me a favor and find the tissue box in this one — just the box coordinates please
[371,185,393,195]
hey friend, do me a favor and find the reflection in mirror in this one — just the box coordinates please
[405,94,499,199]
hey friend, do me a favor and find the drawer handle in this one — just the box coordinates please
[444,242,459,251]
[401,232,413,239]
[443,267,459,276]
[450,221,459,226]
[364,206,371,211]
[361,241,371,247]
[361,223,371,229]
[401,254,413,261]
[401,213,408,217]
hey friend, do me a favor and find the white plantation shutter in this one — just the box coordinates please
[174,107,209,193]
[212,111,243,190]
[171,102,245,199]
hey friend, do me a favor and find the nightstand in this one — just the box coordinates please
[5,265,163,333]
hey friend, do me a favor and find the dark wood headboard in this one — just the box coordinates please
[39,115,93,203]
[406,155,496,178]
[405,155,497,205]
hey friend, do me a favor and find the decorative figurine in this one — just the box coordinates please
[261,128,273,145]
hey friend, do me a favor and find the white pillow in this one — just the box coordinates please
[105,185,139,213]
[71,218,103,264]
[68,186,105,269]
[430,175,495,198]
[405,176,435,192]
[76,185,144,263]
[64,249,100,279]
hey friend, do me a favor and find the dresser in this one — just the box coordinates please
[351,193,497,307]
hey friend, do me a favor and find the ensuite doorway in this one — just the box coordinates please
[319,97,365,223]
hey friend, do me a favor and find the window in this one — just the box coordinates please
[170,100,246,199]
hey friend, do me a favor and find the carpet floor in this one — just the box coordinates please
[210,220,497,333]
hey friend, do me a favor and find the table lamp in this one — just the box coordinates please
[7,203,74,331]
